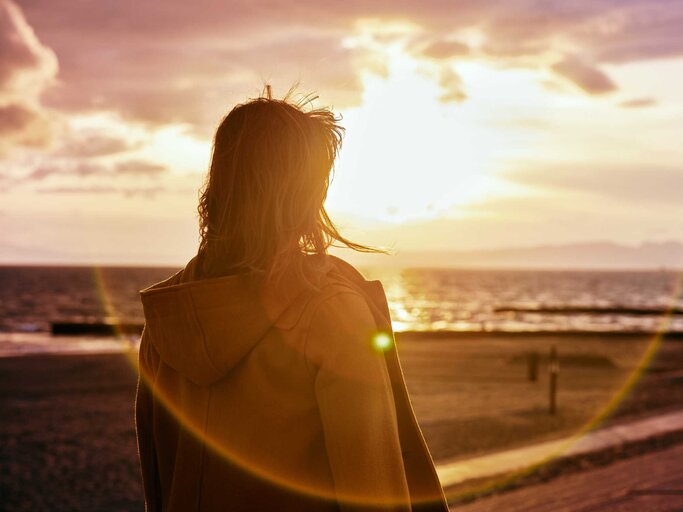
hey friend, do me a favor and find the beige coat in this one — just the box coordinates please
[136,255,448,511]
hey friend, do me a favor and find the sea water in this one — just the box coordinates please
[0,265,681,356]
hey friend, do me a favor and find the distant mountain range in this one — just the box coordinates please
[343,241,683,270]
[2,240,682,270]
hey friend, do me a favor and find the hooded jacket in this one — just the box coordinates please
[135,254,448,512]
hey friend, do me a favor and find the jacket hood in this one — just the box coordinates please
[139,255,335,386]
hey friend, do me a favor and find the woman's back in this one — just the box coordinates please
[136,255,420,511]
[134,91,447,511]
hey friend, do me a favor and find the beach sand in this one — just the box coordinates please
[0,352,142,511]
[400,332,683,461]
[1,333,682,511]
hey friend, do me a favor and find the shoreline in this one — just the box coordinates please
[1,329,681,359]
[399,330,683,340]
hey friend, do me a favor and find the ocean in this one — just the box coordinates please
[0,265,681,356]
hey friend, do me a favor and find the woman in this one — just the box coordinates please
[135,89,448,511]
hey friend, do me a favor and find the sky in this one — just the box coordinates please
[1,0,682,265]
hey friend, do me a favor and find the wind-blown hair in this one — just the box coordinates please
[196,89,379,280]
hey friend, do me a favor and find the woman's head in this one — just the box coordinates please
[197,88,375,279]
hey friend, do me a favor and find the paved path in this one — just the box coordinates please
[451,442,683,511]
[437,409,683,488]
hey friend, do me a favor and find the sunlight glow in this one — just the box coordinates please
[326,44,542,223]
[136,125,211,175]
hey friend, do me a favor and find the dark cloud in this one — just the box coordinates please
[114,160,166,175]
[420,40,470,59]
[619,97,657,109]
[551,56,617,95]
[54,134,135,157]
[576,0,683,64]
[0,102,51,154]
[38,30,364,137]
[27,163,105,181]
[16,0,367,133]
[0,1,57,155]
[505,164,683,204]
[478,2,598,58]
[0,103,33,134]
[0,0,45,87]
[36,185,165,197]
[477,0,683,64]
[23,159,166,181]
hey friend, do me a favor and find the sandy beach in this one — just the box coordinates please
[2,332,682,511]
[400,331,683,461]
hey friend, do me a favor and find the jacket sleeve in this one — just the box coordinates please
[135,329,162,512]
[306,291,412,511]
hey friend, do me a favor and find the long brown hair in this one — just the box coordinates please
[196,88,380,281]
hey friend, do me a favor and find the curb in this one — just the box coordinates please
[436,409,683,489]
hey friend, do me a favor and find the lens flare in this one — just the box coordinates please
[372,331,393,352]
[91,265,683,506]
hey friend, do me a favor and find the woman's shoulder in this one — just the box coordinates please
[306,290,377,342]
[275,255,378,332]
[314,254,374,305]
[306,256,383,333]
[300,278,382,373]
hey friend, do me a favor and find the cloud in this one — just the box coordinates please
[0,0,56,93]
[0,103,34,134]
[36,185,165,198]
[46,34,363,137]
[114,160,166,175]
[0,103,50,146]
[437,68,467,103]
[619,97,657,109]
[577,0,683,64]
[8,0,683,139]
[420,40,470,59]
[26,163,105,181]
[476,1,683,64]
[54,134,136,157]
[0,0,57,156]
[551,55,617,94]
[504,163,683,204]
[21,159,166,182]
[20,1,367,135]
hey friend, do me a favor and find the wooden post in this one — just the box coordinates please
[549,345,559,415]
[528,351,539,382]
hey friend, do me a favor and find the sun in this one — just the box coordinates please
[325,48,510,224]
